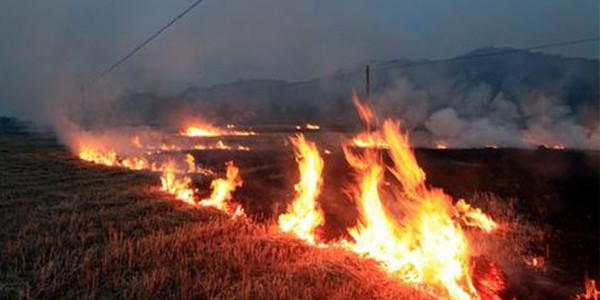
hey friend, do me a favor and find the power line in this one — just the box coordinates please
[86,0,206,88]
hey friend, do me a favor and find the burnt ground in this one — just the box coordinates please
[193,140,599,299]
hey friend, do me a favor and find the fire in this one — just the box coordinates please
[278,134,325,245]
[183,124,223,137]
[182,123,256,137]
[193,140,251,151]
[341,118,498,300]
[352,88,374,128]
[160,159,195,205]
[455,200,498,233]
[351,131,388,148]
[306,123,320,130]
[199,161,243,213]
[435,141,449,149]
[79,146,118,166]
[573,279,599,300]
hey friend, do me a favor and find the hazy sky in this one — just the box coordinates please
[0,0,598,119]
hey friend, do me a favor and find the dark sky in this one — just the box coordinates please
[0,0,598,120]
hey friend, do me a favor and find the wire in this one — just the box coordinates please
[86,0,206,88]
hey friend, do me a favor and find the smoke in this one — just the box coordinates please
[0,1,597,151]
[381,79,588,150]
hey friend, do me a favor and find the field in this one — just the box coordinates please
[0,133,597,299]
[0,134,431,300]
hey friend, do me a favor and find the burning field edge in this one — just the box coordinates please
[0,134,434,300]
[0,115,598,300]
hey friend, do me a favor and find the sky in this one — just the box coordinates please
[0,0,598,120]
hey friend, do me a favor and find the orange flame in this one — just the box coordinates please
[351,131,388,148]
[183,124,223,137]
[79,146,118,166]
[573,279,599,300]
[160,159,196,205]
[199,161,243,213]
[278,134,325,245]
[455,200,498,233]
[435,142,449,149]
[182,123,256,137]
[342,118,497,300]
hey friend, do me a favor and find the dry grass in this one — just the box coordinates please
[0,135,430,300]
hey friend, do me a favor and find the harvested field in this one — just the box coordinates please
[1,133,597,300]
[0,134,429,300]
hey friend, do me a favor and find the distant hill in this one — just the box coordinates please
[97,48,599,147]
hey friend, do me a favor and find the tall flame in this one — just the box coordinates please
[278,134,325,245]
[343,119,495,300]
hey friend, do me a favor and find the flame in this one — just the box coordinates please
[199,161,243,213]
[186,154,196,173]
[306,123,321,130]
[193,140,251,151]
[121,156,150,170]
[76,138,243,214]
[278,134,325,245]
[182,123,256,137]
[435,142,449,149]
[455,200,498,233]
[183,124,223,137]
[352,88,374,127]
[79,146,118,166]
[573,279,600,300]
[159,159,196,205]
[131,135,143,148]
[351,131,388,148]
[342,119,496,300]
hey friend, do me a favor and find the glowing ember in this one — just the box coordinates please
[199,161,243,213]
[278,134,325,245]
